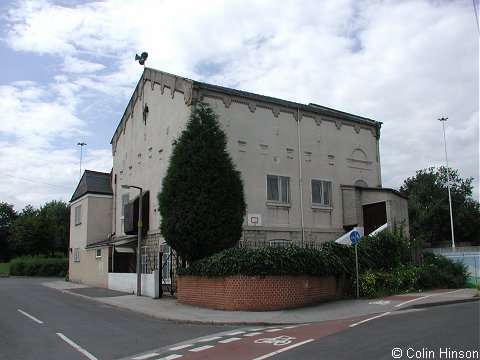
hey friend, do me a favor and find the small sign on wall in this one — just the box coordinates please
[247,214,262,227]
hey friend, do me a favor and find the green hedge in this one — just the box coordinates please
[356,231,412,271]
[417,252,468,289]
[178,242,352,277]
[348,253,468,298]
[178,231,468,298]
[9,256,68,277]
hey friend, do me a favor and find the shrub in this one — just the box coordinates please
[418,252,468,289]
[355,231,412,272]
[9,256,67,277]
[177,243,352,277]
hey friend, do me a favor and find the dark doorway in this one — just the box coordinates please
[363,202,387,235]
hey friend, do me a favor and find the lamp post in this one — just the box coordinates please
[438,117,455,249]
[122,184,143,296]
[77,142,87,179]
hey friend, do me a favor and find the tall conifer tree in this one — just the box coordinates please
[158,100,246,263]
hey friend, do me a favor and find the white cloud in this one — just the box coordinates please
[0,0,478,209]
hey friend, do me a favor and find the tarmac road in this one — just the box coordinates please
[0,277,235,360]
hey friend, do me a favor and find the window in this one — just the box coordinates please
[160,244,171,283]
[74,205,82,225]
[312,180,332,206]
[73,248,80,262]
[141,246,148,274]
[267,175,290,203]
[95,249,101,258]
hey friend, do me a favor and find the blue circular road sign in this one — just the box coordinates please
[350,231,360,244]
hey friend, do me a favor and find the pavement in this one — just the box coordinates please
[40,280,479,326]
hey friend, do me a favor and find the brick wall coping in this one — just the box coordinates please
[177,274,347,311]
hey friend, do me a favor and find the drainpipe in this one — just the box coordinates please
[376,123,382,187]
[297,108,305,242]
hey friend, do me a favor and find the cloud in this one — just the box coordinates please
[0,0,478,210]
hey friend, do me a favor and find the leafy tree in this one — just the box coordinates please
[37,201,70,256]
[10,205,40,256]
[399,167,480,246]
[158,100,246,263]
[0,202,18,261]
[8,201,69,257]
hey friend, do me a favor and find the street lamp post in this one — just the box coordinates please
[122,184,143,296]
[438,117,455,249]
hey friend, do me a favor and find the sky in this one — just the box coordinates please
[0,0,478,211]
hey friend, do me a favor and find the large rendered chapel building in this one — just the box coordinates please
[69,67,409,294]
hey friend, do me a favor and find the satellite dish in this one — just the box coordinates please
[135,52,148,65]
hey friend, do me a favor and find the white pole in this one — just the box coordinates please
[438,117,455,249]
[77,142,86,180]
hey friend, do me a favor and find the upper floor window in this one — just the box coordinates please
[312,179,332,207]
[74,205,82,225]
[267,175,290,204]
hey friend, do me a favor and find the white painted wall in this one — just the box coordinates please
[110,69,384,244]
[108,270,159,298]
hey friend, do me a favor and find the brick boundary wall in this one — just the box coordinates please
[177,275,348,311]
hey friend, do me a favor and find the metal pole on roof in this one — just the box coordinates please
[77,142,87,180]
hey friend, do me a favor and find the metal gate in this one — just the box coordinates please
[159,244,177,296]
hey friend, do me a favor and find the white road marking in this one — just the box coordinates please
[197,336,222,342]
[369,300,391,305]
[349,312,391,327]
[225,330,246,336]
[218,337,242,343]
[252,339,315,360]
[159,355,183,360]
[265,328,283,332]
[56,333,98,360]
[168,344,193,351]
[283,325,302,329]
[394,289,464,308]
[188,345,214,352]
[244,332,263,337]
[132,353,159,360]
[17,309,44,324]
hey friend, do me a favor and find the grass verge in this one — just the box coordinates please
[0,263,9,276]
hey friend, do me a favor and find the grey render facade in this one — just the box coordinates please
[68,67,409,290]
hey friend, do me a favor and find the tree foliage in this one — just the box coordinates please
[4,201,69,259]
[0,202,18,261]
[158,100,246,263]
[399,167,480,246]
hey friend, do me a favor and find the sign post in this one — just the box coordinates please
[350,230,361,299]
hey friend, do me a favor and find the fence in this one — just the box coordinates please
[427,247,480,287]
[237,239,325,250]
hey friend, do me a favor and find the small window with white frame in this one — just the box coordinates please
[74,205,82,225]
[311,179,332,207]
[267,175,290,204]
[95,249,101,258]
[73,248,80,262]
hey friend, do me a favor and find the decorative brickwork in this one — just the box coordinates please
[177,275,347,311]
